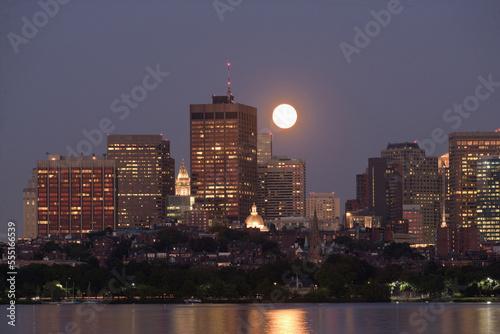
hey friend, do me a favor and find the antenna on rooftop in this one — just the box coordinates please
[227,62,232,103]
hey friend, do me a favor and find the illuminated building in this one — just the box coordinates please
[245,203,268,231]
[257,133,272,165]
[166,161,195,223]
[438,153,450,226]
[184,203,210,231]
[37,154,116,237]
[437,224,480,258]
[23,169,38,239]
[107,134,175,228]
[345,211,382,229]
[175,161,191,196]
[381,142,441,244]
[476,156,500,243]
[306,193,340,221]
[403,204,424,244]
[190,95,257,223]
[259,156,306,220]
[449,132,500,228]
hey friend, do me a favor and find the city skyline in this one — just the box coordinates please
[2,1,500,238]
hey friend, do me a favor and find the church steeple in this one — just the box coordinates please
[175,160,191,196]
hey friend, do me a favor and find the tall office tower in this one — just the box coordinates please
[449,131,500,228]
[37,155,116,237]
[190,95,257,223]
[476,156,500,243]
[175,161,191,196]
[257,133,273,218]
[438,153,450,226]
[259,156,306,220]
[366,158,402,225]
[381,142,441,244]
[23,169,38,239]
[306,193,340,221]
[257,133,272,165]
[356,173,368,209]
[107,135,175,228]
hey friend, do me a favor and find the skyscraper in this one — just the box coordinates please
[381,142,441,244]
[107,135,175,228]
[257,133,272,165]
[37,155,117,237]
[476,156,500,243]
[259,156,306,220]
[23,169,38,239]
[190,96,257,223]
[449,131,500,228]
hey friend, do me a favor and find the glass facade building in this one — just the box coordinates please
[476,156,500,243]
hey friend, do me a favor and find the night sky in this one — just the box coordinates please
[1,0,499,238]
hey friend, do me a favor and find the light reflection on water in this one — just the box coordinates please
[4,303,499,334]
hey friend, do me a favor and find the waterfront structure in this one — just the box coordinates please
[107,134,175,228]
[306,193,340,221]
[449,131,500,228]
[190,95,257,223]
[23,169,38,239]
[258,156,306,220]
[37,154,116,237]
[476,156,500,243]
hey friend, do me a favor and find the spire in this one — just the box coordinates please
[251,202,258,215]
[175,160,191,196]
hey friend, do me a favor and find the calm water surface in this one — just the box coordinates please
[2,303,499,334]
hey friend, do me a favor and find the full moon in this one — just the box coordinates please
[272,104,297,129]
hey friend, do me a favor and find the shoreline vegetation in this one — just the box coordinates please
[2,251,499,305]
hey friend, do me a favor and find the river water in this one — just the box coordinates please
[2,302,499,334]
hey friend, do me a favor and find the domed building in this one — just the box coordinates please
[245,203,269,232]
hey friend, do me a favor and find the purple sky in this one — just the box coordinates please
[1,0,499,238]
